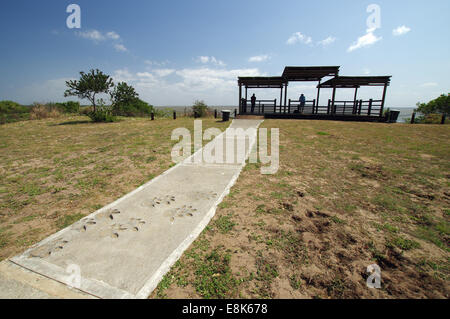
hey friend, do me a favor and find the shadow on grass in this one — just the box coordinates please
[54,120,92,126]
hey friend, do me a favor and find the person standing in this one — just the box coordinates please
[299,94,306,112]
[251,94,256,113]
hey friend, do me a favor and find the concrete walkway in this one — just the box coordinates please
[0,119,263,299]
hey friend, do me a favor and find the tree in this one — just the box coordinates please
[110,82,138,109]
[416,94,450,115]
[110,82,153,116]
[64,69,114,112]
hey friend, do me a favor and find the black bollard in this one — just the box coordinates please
[441,114,446,125]
[173,111,177,120]
[214,109,217,119]
[410,112,415,124]
[151,112,154,121]
[234,109,237,118]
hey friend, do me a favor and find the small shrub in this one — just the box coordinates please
[192,100,209,117]
[0,100,29,124]
[55,101,80,113]
[88,109,117,123]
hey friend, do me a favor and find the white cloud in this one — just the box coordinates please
[393,25,411,36]
[114,44,128,52]
[347,29,382,52]
[153,69,175,77]
[76,30,128,53]
[76,29,105,41]
[363,68,371,75]
[196,56,225,66]
[144,60,170,67]
[421,82,438,87]
[317,36,336,46]
[248,55,270,62]
[106,31,120,40]
[286,32,312,45]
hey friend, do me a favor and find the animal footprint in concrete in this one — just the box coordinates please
[96,208,121,222]
[109,218,147,238]
[148,195,176,207]
[165,205,198,223]
[29,239,70,258]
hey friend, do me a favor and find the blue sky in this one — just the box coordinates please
[0,0,448,107]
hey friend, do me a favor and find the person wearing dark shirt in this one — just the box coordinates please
[251,94,256,113]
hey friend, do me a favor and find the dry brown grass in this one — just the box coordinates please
[0,115,229,260]
[29,104,62,120]
[154,120,449,299]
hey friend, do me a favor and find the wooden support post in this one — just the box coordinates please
[380,83,388,117]
[284,83,288,111]
[312,99,316,114]
[238,84,242,114]
[331,86,336,114]
[353,87,359,114]
[245,87,248,100]
[368,99,373,116]
[358,100,362,115]
[441,114,446,124]
[274,99,277,113]
[173,111,176,120]
[411,112,416,124]
[327,99,331,114]
[316,80,321,107]
[280,87,283,110]
[288,99,291,114]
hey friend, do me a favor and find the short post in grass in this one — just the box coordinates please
[151,112,154,121]
[410,112,416,124]
[214,109,217,118]
[173,111,176,120]
[441,113,446,125]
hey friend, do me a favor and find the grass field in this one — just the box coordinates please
[0,115,229,260]
[1,117,448,299]
[154,120,450,299]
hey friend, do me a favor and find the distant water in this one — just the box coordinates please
[394,108,416,123]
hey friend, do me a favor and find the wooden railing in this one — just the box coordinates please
[241,98,384,117]
[242,99,277,114]
[286,99,316,114]
[328,99,383,116]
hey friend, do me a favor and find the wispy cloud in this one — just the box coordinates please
[286,32,312,45]
[76,29,128,53]
[106,31,120,40]
[114,44,128,52]
[248,54,270,62]
[317,36,336,46]
[153,69,175,77]
[392,25,411,36]
[76,29,105,42]
[144,60,170,67]
[196,56,226,66]
[347,29,382,52]
[421,82,438,87]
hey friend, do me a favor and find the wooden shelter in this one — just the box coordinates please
[237,65,392,122]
